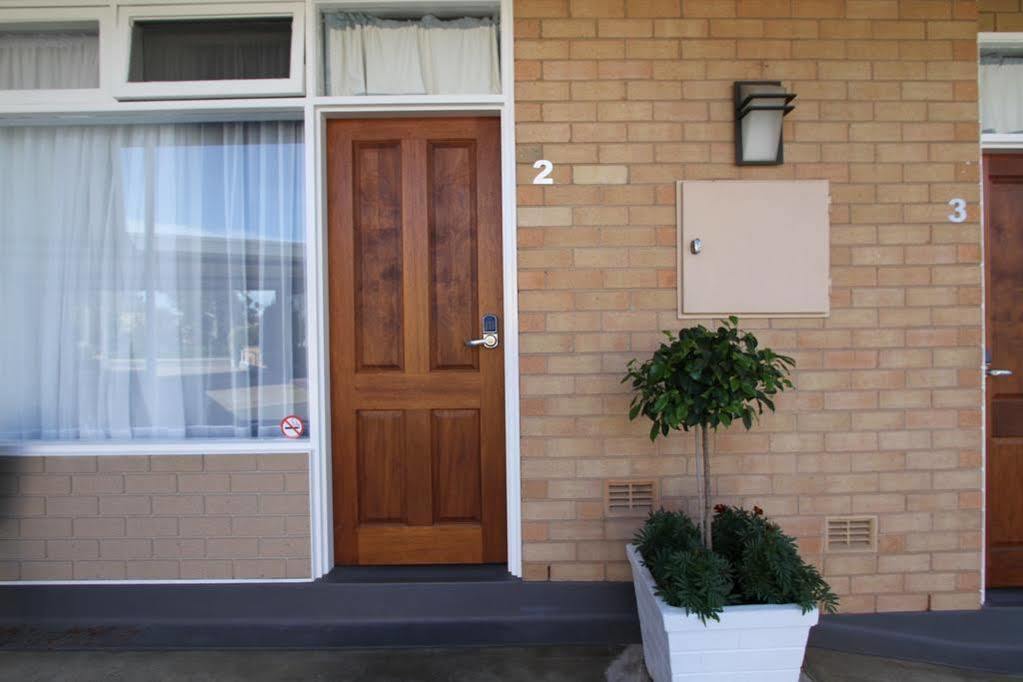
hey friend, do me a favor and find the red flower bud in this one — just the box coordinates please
[753,505,764,516]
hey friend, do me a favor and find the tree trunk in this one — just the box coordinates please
[696,424,713,551]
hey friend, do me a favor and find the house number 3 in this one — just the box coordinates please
[533,159,554,185]
[948,198,967,224]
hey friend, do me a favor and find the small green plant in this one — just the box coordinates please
[624,317,793,548]
[634,506,838,624]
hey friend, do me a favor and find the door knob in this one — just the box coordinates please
[987,368,1013,377]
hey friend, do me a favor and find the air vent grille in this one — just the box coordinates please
[826,516,877,553]
[605,480,658,517]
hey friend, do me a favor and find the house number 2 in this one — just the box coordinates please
[948,198,967,224]
[533,159,554,185]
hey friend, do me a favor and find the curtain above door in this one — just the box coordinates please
[323,12,500,96]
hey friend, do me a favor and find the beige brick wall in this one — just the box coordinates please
[514,0,983,613]
[979,0,1023,30]
[0,454,310,580]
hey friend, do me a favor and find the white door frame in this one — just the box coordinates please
[976,32,1023,601]
[304,0,520,579]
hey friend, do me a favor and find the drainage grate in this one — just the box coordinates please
[605,480,658,517]
[826,516,877,553]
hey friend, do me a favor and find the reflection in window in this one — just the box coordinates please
[0,121,307,440]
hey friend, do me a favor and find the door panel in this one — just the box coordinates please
[353,141,404,372]
[328,117,505,566]
[985,153,1023,587]
[356,410,405,523]
[429,141,479,372]
[432,409,483,523]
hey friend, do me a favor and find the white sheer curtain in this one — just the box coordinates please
[980,61,1023,134]
[0,31,99,89]
[323,13,500,96]
[0,121,306,441]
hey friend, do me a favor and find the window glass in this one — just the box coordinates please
[0,121,307,440]
[980,48,1023,134]
[322,12,499,96]
[128,18,292,82]
[0,24,99,89]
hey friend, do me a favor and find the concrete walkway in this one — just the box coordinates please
[804,648,1023,681]
[0,646,1020,682]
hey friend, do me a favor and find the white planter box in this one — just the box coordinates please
[626,544,817,682]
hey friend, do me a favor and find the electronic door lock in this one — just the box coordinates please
[466,314,499,349]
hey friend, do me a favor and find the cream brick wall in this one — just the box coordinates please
[0,454,310,580]
[979,0,1023,30]
[514,0,983,613]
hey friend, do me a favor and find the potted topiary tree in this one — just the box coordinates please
[622,317,837,682]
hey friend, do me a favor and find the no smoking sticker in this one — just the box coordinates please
[280,415,305,439]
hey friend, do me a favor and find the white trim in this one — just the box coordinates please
[982,133,1023,150]
[314,0,499,15]
[111,2,306,101]
[497,0,520,579]
[978,31,1023,48]
[307,99,334,580]
[0,440,313,457]
[312,95,505,108]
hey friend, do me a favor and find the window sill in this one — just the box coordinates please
[0,439,313,457]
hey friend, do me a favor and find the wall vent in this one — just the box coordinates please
[826,516,877,553]
[605,480,658,517]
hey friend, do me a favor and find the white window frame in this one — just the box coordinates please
[112,2,306,100]
[0,0,520,584]
[0,6,113,105]
[979,32,1023,149]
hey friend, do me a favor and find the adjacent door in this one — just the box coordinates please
[327,117,506,566]
[985,153,1023,587]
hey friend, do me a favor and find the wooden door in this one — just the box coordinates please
[985,153,1023,587]
[327,117,505,566]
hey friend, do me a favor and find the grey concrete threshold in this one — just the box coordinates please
[2,579,1023,677]
[0,579,640,650]
[808,606,1023,675]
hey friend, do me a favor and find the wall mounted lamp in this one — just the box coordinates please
[734,81,796,166]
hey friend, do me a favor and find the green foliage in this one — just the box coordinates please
[634,506,838,624]
[624,317,794,441]
[712,506,839,616]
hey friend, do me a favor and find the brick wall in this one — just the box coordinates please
[514,0,983,613]
[0,454,310,580]
[979,0,1023,29]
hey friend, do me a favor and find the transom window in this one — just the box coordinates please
[0,23,99,90]
[128,17,293,83]
[114,3,306,100]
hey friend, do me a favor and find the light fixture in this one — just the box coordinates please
[734,81,796,166]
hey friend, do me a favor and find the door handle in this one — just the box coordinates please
[466,336,498,349]
[987,368,1013,377]
[466,313,499,350]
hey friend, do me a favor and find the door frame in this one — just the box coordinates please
[978,31,1023,598]
[303,1,520,579]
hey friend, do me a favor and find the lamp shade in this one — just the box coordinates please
[734,81,796,165]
